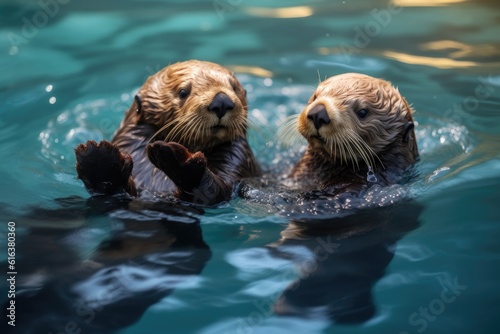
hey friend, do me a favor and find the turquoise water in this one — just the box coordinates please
[1,0,500,333]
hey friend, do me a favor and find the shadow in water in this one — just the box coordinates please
[267,200,423,323]
[1,196,211,334]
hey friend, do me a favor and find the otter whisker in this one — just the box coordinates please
[279,116,301,146]
[342,135,350,166]
[343,136,355,167]
[332,136,339,164]
[238,117,249,137]
[280,129,301,146]
[345,136,360,170]
[329,137,335,164]
[279,119,298,133]
[191,117,203,145]
[282,113,300,120]
[345,132,369,168]
[326,136,336,164]
[343,137,353,167]
[150,117,181,143]
[187,117,204,147]
[346,132,369,171]
[162,116,188,141]
[346,131,384,171]
[163,123,183,143]
[235,115,248,135]
[348,131,384,170]
[280,127,298,143]
[163,124,181,142]
[279,118,299,134]
[184,118,198,147]
[279,114,300,131]
[165,114,193,143]
[337,135,345,165]
[227,117,244,140]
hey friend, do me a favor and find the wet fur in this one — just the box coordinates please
[75,60,260,204]
[288,73,418,193]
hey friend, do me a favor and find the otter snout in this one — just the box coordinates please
[208,93,235,119]
[307,104,330,130]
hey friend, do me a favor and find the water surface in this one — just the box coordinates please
[1,1,499,333]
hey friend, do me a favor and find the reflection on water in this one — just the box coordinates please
[391,0,467,6]
[268,200,423,322]
[419,40,500,59]
[244,6,314,19]
[1,197,211,334]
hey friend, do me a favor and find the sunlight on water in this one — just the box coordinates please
[226,247,296,280]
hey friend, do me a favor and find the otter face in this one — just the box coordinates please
[136,60,248,150]
[296,73,415,168]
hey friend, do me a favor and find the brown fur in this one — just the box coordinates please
[288,73,418,193]
[75,60,260,204]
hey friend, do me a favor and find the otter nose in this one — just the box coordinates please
[307,104,330,130]
[208,93,235,119]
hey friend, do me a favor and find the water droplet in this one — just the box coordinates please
[367,166,378,183]
[46,85,53,92]
[49,97,57,104]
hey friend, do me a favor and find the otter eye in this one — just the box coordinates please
[357,109,368,119]
[179,89,190,99]
[231,82,238,92]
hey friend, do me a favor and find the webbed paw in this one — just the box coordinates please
[75,140,135,196]
[147,141,207,190]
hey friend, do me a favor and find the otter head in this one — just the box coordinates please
[297,73,418,171]
[130,60,248,151]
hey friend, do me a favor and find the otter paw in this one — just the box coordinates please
[75,140,134,195]
[147,141,207,190]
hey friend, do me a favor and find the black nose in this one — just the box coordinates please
[307,104,330,130]
[208,93,235,119]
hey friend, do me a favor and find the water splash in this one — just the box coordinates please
[38,92,135,165]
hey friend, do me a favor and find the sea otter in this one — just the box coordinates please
[75,60,260,205]
[283,73,418,195]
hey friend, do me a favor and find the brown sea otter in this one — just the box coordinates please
[75,60,260,205]
[283,73,418,195]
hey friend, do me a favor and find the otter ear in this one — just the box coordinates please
[134,94,142,114]
[403,121,414,143]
